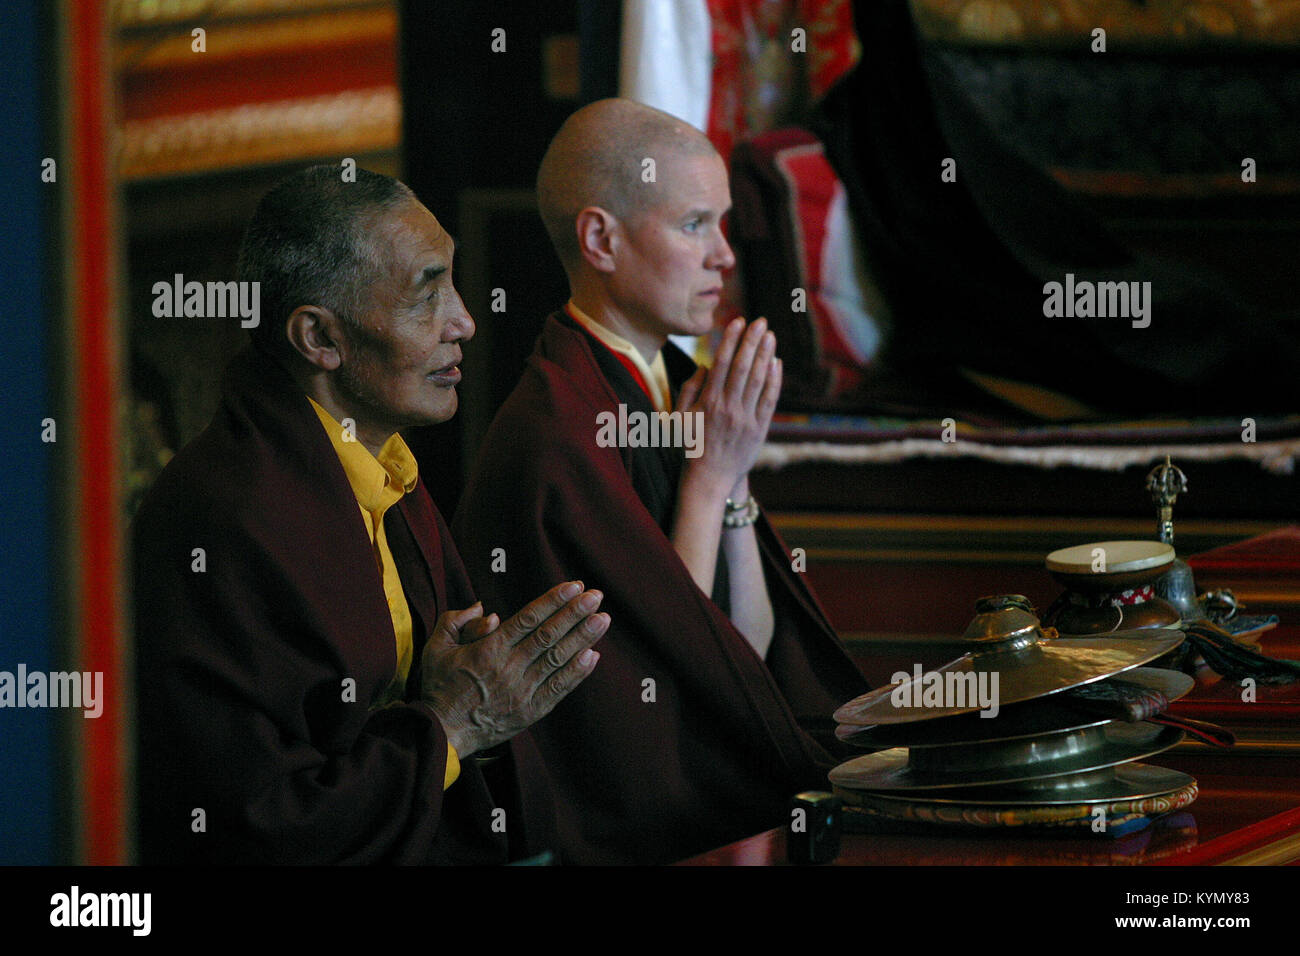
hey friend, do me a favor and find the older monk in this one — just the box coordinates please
[453,99,869,864]
[132,165,608,864]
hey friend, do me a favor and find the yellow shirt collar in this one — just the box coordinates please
[307,398,418,513]
[566,300,673,413]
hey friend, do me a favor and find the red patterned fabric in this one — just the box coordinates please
[1065,584,1157,608]
[731,126,876,403]
[772,134,869,394]
[705,0,859,163]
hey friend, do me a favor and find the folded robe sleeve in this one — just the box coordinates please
[135,513,451,864]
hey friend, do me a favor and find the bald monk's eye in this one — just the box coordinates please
[683,218,702,233]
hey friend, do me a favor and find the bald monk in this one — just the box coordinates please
[453,99,868,864]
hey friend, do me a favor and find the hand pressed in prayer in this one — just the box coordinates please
[670,317,779,656]
[420,581,608,757]
[676,316,782,498]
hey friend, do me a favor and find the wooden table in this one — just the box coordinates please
[679,529,1300,866]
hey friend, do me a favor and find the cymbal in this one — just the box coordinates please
[827,722,1184,792]
[836,762,1196,808]
[836,666,1194,748]
[834,629,1184,727]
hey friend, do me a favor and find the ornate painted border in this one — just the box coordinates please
[115,0,382,29]
[913,0,1300,47]
[121,85,400,179]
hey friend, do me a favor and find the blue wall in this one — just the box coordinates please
[0,0,57,865]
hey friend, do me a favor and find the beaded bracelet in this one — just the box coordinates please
[722,495,759,529]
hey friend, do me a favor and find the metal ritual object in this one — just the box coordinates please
[833,596,1183,727]
[827,722,1184,793]
[837,779,1200,839]
[836,666,1194,749]
[1038,465,1278,676]
[1043,540,1182,634]
[837,763,1196,808]
[1147,456,1206,622]
[837,701,1110,748]
[828,598,1197,827]
[1142,457,1273,640]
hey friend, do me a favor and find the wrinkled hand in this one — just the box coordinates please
[420,581,608,757]
[677,316,781,496]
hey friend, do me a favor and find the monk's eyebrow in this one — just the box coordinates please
[686,207,730,221]
[416,264,448,287]
[412,240,457,288]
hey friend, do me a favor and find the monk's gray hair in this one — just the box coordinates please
[237,165,415,353]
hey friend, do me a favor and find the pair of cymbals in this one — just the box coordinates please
[828,598,1195,813]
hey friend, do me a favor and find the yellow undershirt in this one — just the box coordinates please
[567,300,673,413]
[308,398,459,790]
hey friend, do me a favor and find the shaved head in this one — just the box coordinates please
[537,98,719,273]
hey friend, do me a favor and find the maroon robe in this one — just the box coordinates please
[132,344,554,864]
[453,313,869,864]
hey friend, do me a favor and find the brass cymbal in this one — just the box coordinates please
[835,628,1184,727]
[836,666,1194,749]
[835,762,1196,807]
[837,698,1109,748]
[827,722,1184,792]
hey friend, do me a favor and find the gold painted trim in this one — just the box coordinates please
[115,0,386,30]
[1223,590,1300,607]
[912,0,1300,47]
[765,513,1278,564]
[1173,738,1300,756]
[117,6,395,70]
[799,547,1049,564]
[121,86,400,179]
[767,514,1279,536]
[1220,831,1300,866]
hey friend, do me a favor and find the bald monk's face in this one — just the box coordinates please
[608,150,736,339]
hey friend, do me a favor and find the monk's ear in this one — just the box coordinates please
[575,206,619,273]
[286,304,344,371]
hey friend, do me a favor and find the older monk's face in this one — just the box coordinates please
[610,150,735,339]
[330,201,473,436]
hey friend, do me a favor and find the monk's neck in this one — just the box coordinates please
[295,368,392,458]
[568,290,666,366]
